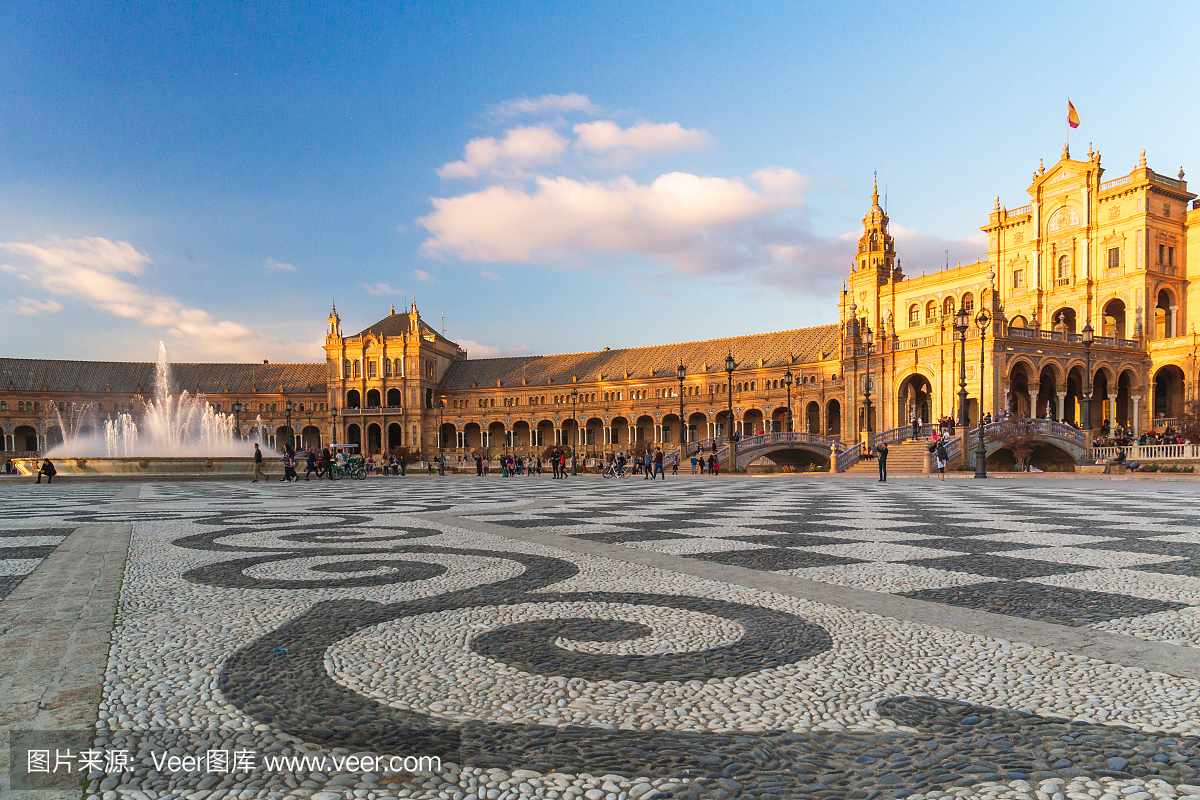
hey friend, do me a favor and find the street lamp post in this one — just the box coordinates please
[724,354,736,472]
[1081,321,1094,430]
[331,406,338,446]
[783,368,793,433]
[306,408,313,450]
[285,400,293,451]
[863,326,875,436]
[570,388,579,475]
[676,363,686,451]
[437,396,446,475]
[954,307,970,427]
[232,401,243,440]
[974,309,992,478]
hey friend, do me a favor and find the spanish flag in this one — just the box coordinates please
[1067,99,1080,129]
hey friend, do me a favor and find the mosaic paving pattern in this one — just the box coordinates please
[470,484,1200,646]
[0,526,75,599]
[4,478,1200,799]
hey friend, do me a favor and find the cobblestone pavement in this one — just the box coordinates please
[2,477,1200,800]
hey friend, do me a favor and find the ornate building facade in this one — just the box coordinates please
[2,144,1197,464]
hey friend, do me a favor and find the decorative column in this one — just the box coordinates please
[1056,390,1067,422]
[1131,395,1141,436]
[1109,397,1117,427]
[1027,388,1038,420]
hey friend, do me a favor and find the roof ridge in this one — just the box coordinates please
[463,323,839,364]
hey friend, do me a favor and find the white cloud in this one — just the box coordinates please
[480,269,503,282]
[6,296,62,316]
[889,224,989,275]
[263,257,296,271]
[573,120,711,160]
[419,171,806,275]
[457,339,533,359]
[0,236,315,361]
[412,269,434,283]
[362,282,402,295]
[487,92,597,120]
[438,126,568,179]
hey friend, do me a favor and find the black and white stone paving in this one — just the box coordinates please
[3,478,1200,799]
[0,526,74,599]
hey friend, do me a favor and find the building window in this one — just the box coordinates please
[1164,203,1171,217]
[1057,255,1069,279]
[1108,247,1120,270]
[343,359,351,377]
[1159,244,1165,264]
[961,293,974,314]
[368,360,377,378]
[908,305,919,326]
[1169,246,1176,267]
[353,360,361,378]
[384,359,391,377]
[943,297,955,316]
[1013,269,1025,289]
[925,300,937,323]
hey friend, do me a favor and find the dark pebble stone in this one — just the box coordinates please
[1107,757,1130,771]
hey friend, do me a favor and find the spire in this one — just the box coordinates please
[390,303,395,315]
[872,171,879,206]
[1062,141,1070,159]
[1138,149,1147,169]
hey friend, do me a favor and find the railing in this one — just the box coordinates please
[898,336,934,349]
[737,431,837,450]
[686,437,720,456]
[1152,418,1180,430]
[1099,175,1132,191]
[1005,327,1140,349]
[1092,444,1200,461]
[1053,277,1071,288]
[835,441,863,472]
[340,406,403,415]
[1006,204,1032,217]
[1151,171,1182,190]
[871,424,931,448]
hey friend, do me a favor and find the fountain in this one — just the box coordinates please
[14,342,279,479]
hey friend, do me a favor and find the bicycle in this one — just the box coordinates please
[331,461,366,480]
[602,462,630,478]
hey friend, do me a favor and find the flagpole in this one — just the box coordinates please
[1066,94,1070,153]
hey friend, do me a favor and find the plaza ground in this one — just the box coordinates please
[3,477,1200,800]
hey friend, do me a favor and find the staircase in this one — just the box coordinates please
[845,437,931,474]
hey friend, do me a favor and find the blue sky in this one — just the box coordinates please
[2,0,1197,363]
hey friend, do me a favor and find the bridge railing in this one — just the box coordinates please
[835,441,863,472]
[871,424,933,447]
[737,431,836,450]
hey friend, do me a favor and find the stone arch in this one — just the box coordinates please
[464,422,482,450]
[768,405,790,432]
[1116,368,1138,428]
[386,388,402,407]
[346,423,362,448]
[805,401,820,433]
[634,415,655,448]
[687,411,708,441]
[1153,364,1186,423]
[925,299,938,324]
[896,370,933,425]
[1155,287,1177,339]
[365,423,381,453]
[387,423,402,450]
[1051,307,1077,334]
[961,292,975,314]
[1101,297,1127,340]
[825,399,841,436]
[487,420,506,451]
[943,296,956,317]
[742,407,764,435]
[366,389,381,408]
[14,425,38,452]
[345,389,361,409]
[1006,358,1038,417]
[301,425,322,449]
[584,417,604,452]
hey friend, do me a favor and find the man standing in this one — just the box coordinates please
[252,443,265,482]
[874,440,889,483]
[643,449,653,479]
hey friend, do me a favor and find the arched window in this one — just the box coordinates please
[384,359,392,377]
[961,293,974,314]
[943,296,955,316]
[925,300,938,323]
[343,359,351,377]
[909,304,920,326]
[1057,255,1070,279]
[353,360,361,378]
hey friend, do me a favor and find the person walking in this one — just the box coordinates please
[36,459,56,484]
[935,439,949,481]
[911,416,920,440]
[475,453,484,476]
[643,449,653,479]
[252,443,265,482]
[281,445,298,482]
[874,440,889,482]
[652,448,665,479]
[559,451,568,477]
[305,448,318,480]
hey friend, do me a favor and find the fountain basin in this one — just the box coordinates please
[12,456,281,480]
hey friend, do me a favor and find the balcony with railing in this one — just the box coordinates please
[1099,175,1132,191]
[1005,204,1032,218]
[1003,327,1139,349]
[1151,171,1183,190]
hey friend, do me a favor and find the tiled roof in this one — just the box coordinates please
[354,312,412,339]
[441,325,841,390]
[0,358,328,395]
